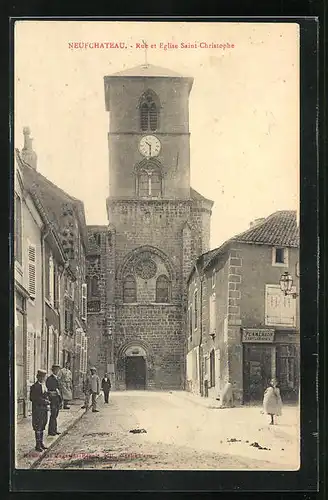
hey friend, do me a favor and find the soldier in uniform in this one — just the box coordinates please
[46,364,62,436]
[29,369,50,452]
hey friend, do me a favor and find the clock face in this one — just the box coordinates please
[139,135,161,158]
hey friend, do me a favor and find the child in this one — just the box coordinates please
[263,377,283,425]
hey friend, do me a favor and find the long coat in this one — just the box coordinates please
[46,374,62,408]
[263,385,283,416]
[101,377,111,393]
[58,368,73,400]
[29,381,50,431]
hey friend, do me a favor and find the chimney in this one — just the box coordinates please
[21,126,37,170]
[249,217,265,228]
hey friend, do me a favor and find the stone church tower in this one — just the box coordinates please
[86,64,213,390]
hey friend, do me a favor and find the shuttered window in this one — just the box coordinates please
[81,283,87,321]
[194,291,198,330]
[265,285,296,326]
[49,254,54,304]
[26,330,34,383]
[28,244,36,298]
[210,350,215,387]
[14,194,22,264]
[139,91,159,131]
[209,293,216,335]
[140,103,149,131]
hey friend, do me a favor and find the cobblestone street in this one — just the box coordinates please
[35,391,300,470]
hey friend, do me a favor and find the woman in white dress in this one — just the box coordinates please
[263,377,283,425]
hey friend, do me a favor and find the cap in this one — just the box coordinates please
[37,369,47,377]
[90,366,97,371]
[52,364,61,370]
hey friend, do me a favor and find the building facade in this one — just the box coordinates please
[186,211,300,405]
[14,128,89,416]
[14,152,43,418]
[86,64,213,389]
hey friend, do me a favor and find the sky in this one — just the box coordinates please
[14,21,300,249]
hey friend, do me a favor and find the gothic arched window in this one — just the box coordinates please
[156,275,170,303]
[138,171,149,197]
[136,161,162,198]
[139,90,159,132]
[123,275,137,303]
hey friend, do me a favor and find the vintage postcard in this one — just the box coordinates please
[13,20,302,475]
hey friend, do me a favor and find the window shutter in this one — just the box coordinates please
[49,255,54,304]
[28,244,36,298]
[81,283,87,320]
[26,330,34,382]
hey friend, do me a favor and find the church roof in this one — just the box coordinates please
[109,64,185,78]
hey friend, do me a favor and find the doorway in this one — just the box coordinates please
[125,356,146,390]
[243,345,273,402]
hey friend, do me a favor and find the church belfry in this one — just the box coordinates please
[103,64,193,201]
[87,64,213,390]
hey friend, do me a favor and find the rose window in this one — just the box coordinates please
[135,257,157,280]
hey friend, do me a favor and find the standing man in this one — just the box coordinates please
[29,369,50,452]
[82,367,100,412]
[101,373,111,404]
[46,364,62,436]
[58,360,73,409]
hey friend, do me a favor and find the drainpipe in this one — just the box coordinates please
[41,227,49,370]
[194,262,204,397]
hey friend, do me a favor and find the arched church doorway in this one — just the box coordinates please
[124,346,147,390]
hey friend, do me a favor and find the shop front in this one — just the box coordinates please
[243,328,299,403]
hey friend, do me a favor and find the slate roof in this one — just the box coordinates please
[109,64,185,78]
[232,210,299,247]
[16,149,87,246]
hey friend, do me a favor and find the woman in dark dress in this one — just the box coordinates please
[101,373,111,403]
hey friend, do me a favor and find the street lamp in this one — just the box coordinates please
[279,271,298,299]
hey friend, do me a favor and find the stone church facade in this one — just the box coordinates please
[86,64,213,390]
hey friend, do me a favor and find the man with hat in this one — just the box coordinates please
[82,367,100,412]
[46,364,62,436]
[29,369,50,452]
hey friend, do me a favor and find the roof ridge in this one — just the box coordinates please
[22,162,82,205]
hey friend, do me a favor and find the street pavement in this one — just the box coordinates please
[34,391,300,470]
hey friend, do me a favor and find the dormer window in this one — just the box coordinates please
[138,90,160,132]
[272,247,289,267]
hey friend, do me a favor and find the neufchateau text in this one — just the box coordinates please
[68,41,235,50]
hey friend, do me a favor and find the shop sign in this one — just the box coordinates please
[242,328,275,343]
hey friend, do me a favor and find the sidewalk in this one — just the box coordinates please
[15,399,86,469]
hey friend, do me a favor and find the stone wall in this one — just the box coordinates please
[114,304,183,390]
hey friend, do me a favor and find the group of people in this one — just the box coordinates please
[81,367,112,412]
[29,363,112,452]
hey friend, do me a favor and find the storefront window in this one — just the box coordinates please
[276,344,297,392]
